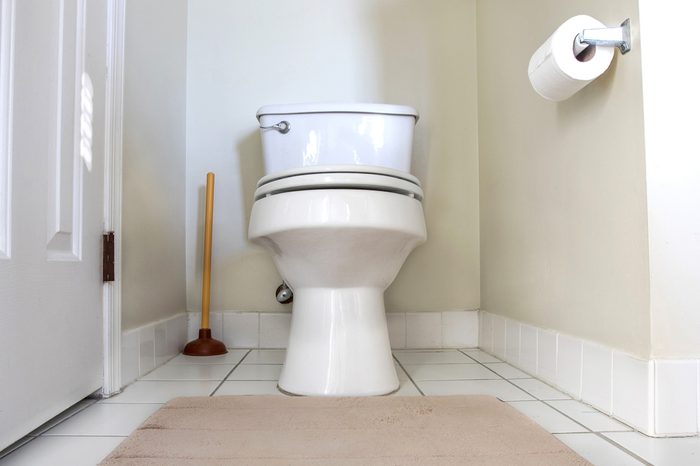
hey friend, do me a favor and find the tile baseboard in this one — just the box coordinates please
[187,310,479,350]
[479,310,700,437]
[121,313,188,388]
[122,309,697,436]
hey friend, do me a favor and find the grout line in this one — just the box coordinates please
[0,436,36,460]
[531,430,593,435]
[458,349,595,432]
[553,432,653,466]
[0,397,99,458]
[93,402,164,405]
[395,377,511,382]
[38,434,129,438]
[31,399,99,437]
[609,351,616,421]
[456,349,487,365]
[540,399,608,434]
[392,354,425,396]
[100,400,175,404]
[400,361,499,366]
[471,347,652,465]
[209,349,252,396]
[588,432,654,466]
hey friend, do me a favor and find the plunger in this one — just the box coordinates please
[183,172,227,356]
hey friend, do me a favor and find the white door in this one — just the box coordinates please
[0,0,108,449]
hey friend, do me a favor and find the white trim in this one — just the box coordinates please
[101,0,125,397]
[187,310,479,350]
[0,0,15,259]
[479,310,700,437]
[120,313,189,387]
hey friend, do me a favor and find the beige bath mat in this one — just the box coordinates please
[101,395,590,465]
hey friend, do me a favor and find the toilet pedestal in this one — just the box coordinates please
[278,287,399,396]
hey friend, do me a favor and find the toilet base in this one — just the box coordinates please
[278,287,399,396]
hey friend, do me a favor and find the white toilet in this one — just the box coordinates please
[248,103,427,396]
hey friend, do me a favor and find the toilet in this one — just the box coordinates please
[248,103,427,396]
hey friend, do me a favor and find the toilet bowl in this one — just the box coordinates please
[248,104,426,396]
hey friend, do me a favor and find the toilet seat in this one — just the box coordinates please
[254,165,423,201]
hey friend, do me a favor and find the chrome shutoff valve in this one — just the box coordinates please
[276,282,293,304]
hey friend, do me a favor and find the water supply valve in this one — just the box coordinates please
[276,282,293,304]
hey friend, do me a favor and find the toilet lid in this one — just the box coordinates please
[254,165,424,201]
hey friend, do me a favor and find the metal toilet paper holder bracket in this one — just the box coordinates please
[575,18,631,55]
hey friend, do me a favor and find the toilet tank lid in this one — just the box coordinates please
[256,103,419,121]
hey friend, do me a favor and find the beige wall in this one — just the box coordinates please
[122,0,188,330]
[477,0,651,357]
[186,0,480,314]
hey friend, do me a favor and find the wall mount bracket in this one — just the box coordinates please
[576,18,632,55]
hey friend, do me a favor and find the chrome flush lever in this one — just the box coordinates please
[260,120,291,134]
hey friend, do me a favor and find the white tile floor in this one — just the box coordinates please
[2,348,699,465]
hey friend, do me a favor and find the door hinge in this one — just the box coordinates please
[103,232,115,282]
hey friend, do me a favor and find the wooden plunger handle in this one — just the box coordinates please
[201,172,215,329]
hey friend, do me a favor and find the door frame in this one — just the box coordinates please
[101,0,125,397]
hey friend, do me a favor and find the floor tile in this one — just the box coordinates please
[403,363,499,381]
[241,349,286,364]
[0,436,124,466]
[603,431,700,466]
[42,403,161,437]
[556,433,644,465]
[511,378,571,400]
[548,400,632,432]
[100,381,219,404]
[460,349,502,363]
[227,364,282,381]
[394,363,410,381]
[3,345,660,466]
[27,399,97,437]
[485,362,532,379]
[167,350,248,365]
[393,350,475,365]
[213,381,283,396]
[140,363,233,381]
[416,379,535,401]
[391,382,421,396]
[508,401,587,433]
[392,349,438,352]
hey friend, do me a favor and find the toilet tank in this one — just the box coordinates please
[256,103,418,175]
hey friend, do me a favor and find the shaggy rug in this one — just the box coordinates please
[101,395,589,465]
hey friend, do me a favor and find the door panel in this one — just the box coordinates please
[47,0,86,261]
[0,0,107,450]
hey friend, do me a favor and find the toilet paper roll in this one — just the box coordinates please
[528,15,615,101]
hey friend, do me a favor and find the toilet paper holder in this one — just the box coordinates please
[574,18,631,55]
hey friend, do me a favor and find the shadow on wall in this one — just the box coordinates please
[372,0,481,313]
[191,130,290,312]
[370,0,431,184]
[556,50,618,127]
[237,130,264,230]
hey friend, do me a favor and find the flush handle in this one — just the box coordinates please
[260,120,291,134]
